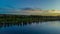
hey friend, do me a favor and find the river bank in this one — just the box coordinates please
[0,14,60,23]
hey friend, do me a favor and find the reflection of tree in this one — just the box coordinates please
[0,23,3,29]
[0,21,43,29]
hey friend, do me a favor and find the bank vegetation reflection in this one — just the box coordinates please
[0,21,45,28]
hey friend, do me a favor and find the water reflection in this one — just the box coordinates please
[0,21,60,34]
[0,21,60,28]
[0,21,46,28]
[22,21,60,34]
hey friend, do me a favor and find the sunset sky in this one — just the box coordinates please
[0,0,60,14]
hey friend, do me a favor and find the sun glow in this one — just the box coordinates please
[48,10,60,13]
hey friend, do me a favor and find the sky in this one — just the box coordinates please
[0,0,60,14]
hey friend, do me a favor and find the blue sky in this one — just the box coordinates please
[0,0,60,14]
[0,0,60,10]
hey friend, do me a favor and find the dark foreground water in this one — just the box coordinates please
[0,21,60,34]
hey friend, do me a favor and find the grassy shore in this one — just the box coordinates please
[0,14,60,23]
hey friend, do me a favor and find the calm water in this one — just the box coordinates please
[0,21,60,34]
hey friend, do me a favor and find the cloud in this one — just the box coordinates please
[0,7,46,15]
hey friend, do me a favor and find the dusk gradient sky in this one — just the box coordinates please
[0,0,60,14]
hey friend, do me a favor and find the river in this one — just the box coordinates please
[0,21,60,34]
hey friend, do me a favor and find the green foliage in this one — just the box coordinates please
[0,15,60,23]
